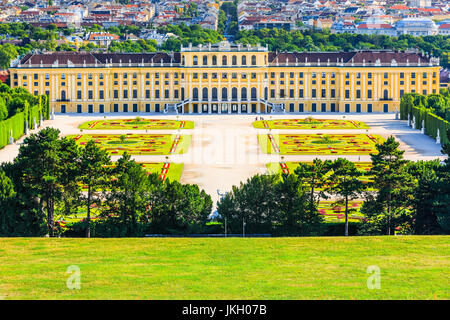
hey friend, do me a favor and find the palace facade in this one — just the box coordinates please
[9,42,441,114]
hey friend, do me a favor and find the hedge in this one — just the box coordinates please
[400,94,450,145]
[0,94,50,149]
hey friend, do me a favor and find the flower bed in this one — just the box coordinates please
[79,119,195,130]
[318,201,365,223]
[68,134,192,155]
[258,134,384,155]
[266,162,373,187]
[253,118,369,130]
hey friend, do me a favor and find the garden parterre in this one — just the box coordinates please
[317,201,365,223]
[253,118,370,130]
[266,162,373,186]
[79,118,195,130]
[67,134,191,155]
[258,133,384,155]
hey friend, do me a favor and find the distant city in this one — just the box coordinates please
[0,0,449,36]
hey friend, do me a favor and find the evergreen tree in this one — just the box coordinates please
[78,139,111,238]
[327,158,365,236]
[13,128,65,236]
[362,136,414,235]
[294,159,332,216]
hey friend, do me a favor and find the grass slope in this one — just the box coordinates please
[0,236,448,300]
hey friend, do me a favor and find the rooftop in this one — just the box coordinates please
[13,50,440,68]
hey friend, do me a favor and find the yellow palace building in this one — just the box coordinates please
[9,41,441,114]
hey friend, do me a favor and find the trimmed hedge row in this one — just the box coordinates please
[400,94,450,145]
[0,94,50,149]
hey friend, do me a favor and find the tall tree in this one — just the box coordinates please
[78,139,111,238]
[217,174,279,234]
[276,173,322,235]
[14,127,64,236]
[327,158,365,236]
[362,136,414,235]
[105,153,150,234]
[294,159,332,215]
[0,168,16,235]
[58,136,81,209]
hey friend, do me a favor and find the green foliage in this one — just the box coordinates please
[0,85,49,150]
[217,173,323,236]
[400,92,450,145]
[158,23,224,51]
[326,158,366,236]
[235,29,450,67]
[361,137,415,235]
[0,43,18,69]
[0,97,8,121]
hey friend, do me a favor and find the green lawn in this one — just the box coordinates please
[0,236,448,299]
[79,119,195,130]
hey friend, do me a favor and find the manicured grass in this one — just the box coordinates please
[139,162,183,182]
[68,134,191,155]
[78,162,183,191]
[79,119,195,130]
[253,118,369,129]
[258,134,384,155]
[0,236,448,299]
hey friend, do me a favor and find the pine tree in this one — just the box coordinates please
[327,158,365,236]
[363,136,414,235]
[78,139,111,238]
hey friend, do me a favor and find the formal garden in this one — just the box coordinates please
[78,118,195,130]
[318,201,364,223]
[68,133,192,155]
[253,118,369,130]
[258,133,384,155]
[267,161,373,186]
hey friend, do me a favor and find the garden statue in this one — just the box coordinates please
[407,113,410,126]
[25,120,29,135]
[51,106,55,120]
[9,130,13,144]
[436,129,441,145]
[421,120,425,134]
[34,118,37,130]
